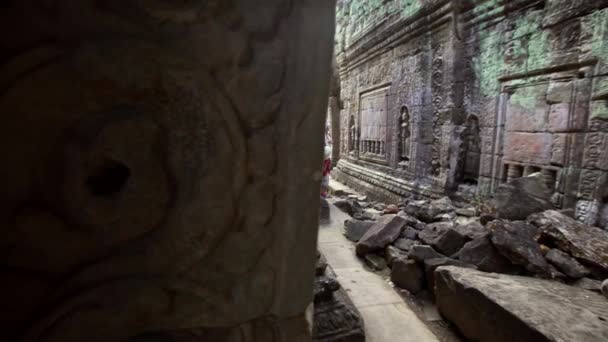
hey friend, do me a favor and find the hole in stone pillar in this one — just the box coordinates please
[86,159,131,197]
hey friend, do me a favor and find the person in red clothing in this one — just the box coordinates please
[321,123,332,197]
[321,145,332,197]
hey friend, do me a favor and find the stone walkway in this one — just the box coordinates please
[318,203,439,342]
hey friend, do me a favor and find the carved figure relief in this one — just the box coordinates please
[463,115,481,183]
[348,115,357,152]
[430,47,444,176]
[398,106,411,166]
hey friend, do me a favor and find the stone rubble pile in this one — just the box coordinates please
[331,176,608,298]
[328,175,608,341]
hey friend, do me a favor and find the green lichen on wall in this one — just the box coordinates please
[587,9,608,59]
[336,0,422,48]
[472,9,551,97]
[398,0,421,18]
[525,30,551,72]
[509,89,538,112]
[473,29,504,97]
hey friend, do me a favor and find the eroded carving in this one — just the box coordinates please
[0,1,335,341]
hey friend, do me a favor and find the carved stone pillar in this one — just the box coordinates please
[0,1,335,341]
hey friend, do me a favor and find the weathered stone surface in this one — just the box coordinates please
[602,280,608,299]
[320,197,330,221]
[455,207,476,217]
[391,259,425,294]
[385,245,408,267]
[373,203,387,211]
[405,197,455,223]
[546,249,590,279]
[344,219,375,242]
[455,236,520,274]
[397,211,423,227]
[314,276,341,303]
[393,238,416,252]
[0,0,336,340]
[480,213,497,226]
[419,223,467,256]
[493,173,554,220]
[356,215,406,256]
[313,268,365,342]
[489,220,549,274]
[400,227,419,240]
[531,210,608,273]
[572,277,602,293]
[316,253,329,276]
[408,245,446,263]
[544,264,567,282]
[384,204,399,214]
[364,253,387,271]
[435,266,608,342]
[433,212,456,223]
[454,221,488,240]
[424,258,476,294]
[334,199,362,217]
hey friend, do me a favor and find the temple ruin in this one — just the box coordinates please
[332,0,608,229]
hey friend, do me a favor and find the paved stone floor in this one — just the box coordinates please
[318,203,439,342]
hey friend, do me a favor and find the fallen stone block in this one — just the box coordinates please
[313,267,365,342]
[364,253,387,271]
[455,207,476,217]
[400,227,419,240]
[385,245,408,267]
[424,257,477,294]
[393,238,416,252]
[419,223,467,256]
[546,248,590,279]
[397,211,422,227]
[333,199,362,217]
[356,215,406,256]
[408,245,445,263]
[384,204,399,214]
[571,277,602,293]
[391,259,425,294]
[493,173,553,220]
[488,220,549,274]
[405,197,455,223]
[435,266,608,342]
[455,235,520,274]
[454,221,488,240]
[530,210,608,273]
[344,219,375,242]
[479,213,497,226]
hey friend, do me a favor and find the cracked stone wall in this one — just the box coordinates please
[0,1,335,341]
[333,0,608,227]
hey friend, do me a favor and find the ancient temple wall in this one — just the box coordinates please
[334,0,466,202]
[335,0,608,222]
[463,0,608,224]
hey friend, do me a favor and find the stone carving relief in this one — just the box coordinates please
[0,1,334,341]
[458,115,481,184]
[348,115,357,153]
[431,46,444,176]
[359,87,389,161]
[398,106,412,167]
